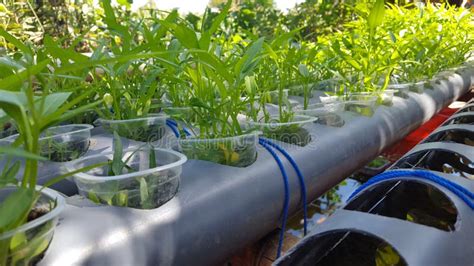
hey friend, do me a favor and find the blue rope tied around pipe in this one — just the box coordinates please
[348,169,474,209]
[259,139,290,259]
[260,137,308,236]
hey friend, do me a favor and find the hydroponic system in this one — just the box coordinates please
[0,0,473,265]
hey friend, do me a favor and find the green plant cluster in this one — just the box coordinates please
[0,0,473,263]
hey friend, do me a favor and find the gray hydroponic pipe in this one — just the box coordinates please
[39,68,473,266]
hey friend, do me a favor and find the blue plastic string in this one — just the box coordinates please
[260,137,308,236]
[166,120,180,138]
[259,139,290,259]
[348,170,474,209]
[167,119,191,137]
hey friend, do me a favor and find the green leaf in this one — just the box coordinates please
[9,232,27,250]
[160,20,199,50]
[139,178,149,205]
[0,147,46,161]
[367,0,385,33]
[234,38,264,78]
[112,131,124,176]
[37,92,72,117]
[149,147,157,169]
[199,0,231,50]
[0,161,21,188]
[0,59,51,91]
[43,162,109,188]
[0,188,35,233]
[0,28,32,59]
[298,64,310,78]
[88,191,100,203]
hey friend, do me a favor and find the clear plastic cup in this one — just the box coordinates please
[0,186,65,265]
[344,94,378,116]
[295,103,345,127]
[0,124,93,162]
[381,89,397,105]
[319,95,342,104]
[248,115,316,146]
[388,81,427,95]
[178,132,259,167]
[69,147,187,209]
[95,114,167,142]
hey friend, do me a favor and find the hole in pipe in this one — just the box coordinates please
[422,129,474,146]
[443,114,474,125]
[277,230,406,266]
[393,150,474,180]
[345,180,457,232]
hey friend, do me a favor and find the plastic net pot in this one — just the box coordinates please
[344,94,378,117]
[96,115,167,142]
[0,124,93,162]
[178,132,259,167]
[0,187,65,265]
[295,103,345,127]
[248,115,316,146]
[69,147,187,209]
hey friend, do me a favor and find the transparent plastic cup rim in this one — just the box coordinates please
[163,106,191,111]
[388,80,427,88]
[294,103,325,111]
[95,114,168,125]
[0,186,65,240]
[178,131,261,144]
[1,124,93,143]
[68,147,187,182]
[249,115,317,127]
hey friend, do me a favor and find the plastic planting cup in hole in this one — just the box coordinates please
[178,132,259,167]
[0,124,93,162]
[248,115,316,146]
[0,186,65,265]
[381,89,397,105]
[95,114,167,142]
[69,147,187,209]
[344,94,378,117]
[389,81,428,96]
[319,95,341,104]
[295,103,345,127]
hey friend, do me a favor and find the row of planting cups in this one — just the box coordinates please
[0,66,468,263]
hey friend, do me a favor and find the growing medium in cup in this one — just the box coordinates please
[248,115,316,146]
[178,132,259,167]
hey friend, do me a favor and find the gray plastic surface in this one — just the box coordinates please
[39,69,474,266]
[274,96,474,266]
